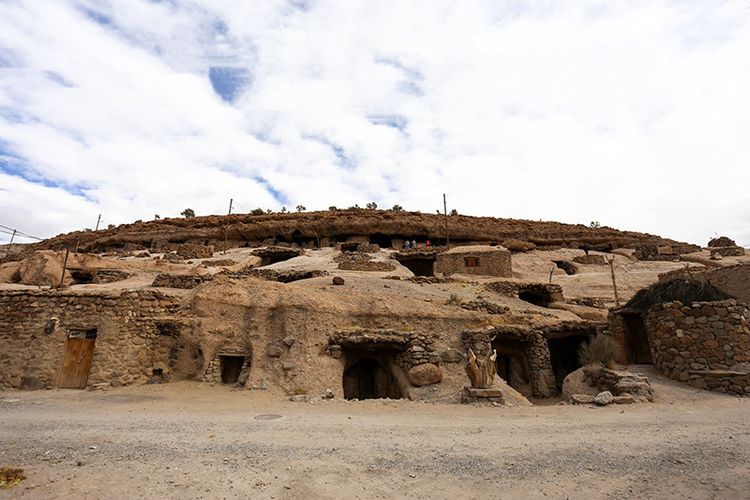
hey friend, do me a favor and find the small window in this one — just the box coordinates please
[68,328,98,339]
[464,257,480,268]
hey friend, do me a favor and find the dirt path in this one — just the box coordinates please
[1,384,749,499]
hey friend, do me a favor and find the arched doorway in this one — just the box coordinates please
[343,357,402,400]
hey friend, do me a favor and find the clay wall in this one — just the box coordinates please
[436,248,512,277]
[645,300,750,396]
[0,290,184,389]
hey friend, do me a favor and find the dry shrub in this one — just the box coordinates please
[501,239,537,252]
[0,467,26,489]
[288,386,308,396]
[578,334,617,367]
[446,294,462,306]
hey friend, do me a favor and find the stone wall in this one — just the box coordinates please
[436,246,512,277]
[0,289,185,389]
[645,300,750,396]
[152,273,214,289]
[657,263,750,306]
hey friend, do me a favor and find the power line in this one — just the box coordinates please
[0,223,42,241]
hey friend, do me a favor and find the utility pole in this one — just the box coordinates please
[443,193,450,248]
[223,198,233,254]
[2,229,16,258]
[95,214,101,231]
[607,256,620,307]
[59,248,70,288]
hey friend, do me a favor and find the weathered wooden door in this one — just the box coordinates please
[58,335,96,389]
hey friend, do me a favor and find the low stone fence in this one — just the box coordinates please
[645,299,750,396]
[152,273,214,289]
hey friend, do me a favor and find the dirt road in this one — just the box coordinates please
[1,382,748,499]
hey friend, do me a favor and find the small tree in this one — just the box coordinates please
[450,209,458,216]
[281,206,287,213]
[154,214,160,220]
[590,221,601,228]
[266,209,273,214]
[328,206,338,211]
[250,208,265,216]
[366,202,377,210]
[391,204,403,212]
[181,208,195,218]
[296,205,306,212]
[107,224,115,230]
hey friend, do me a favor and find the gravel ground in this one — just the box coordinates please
[1,381,749,499]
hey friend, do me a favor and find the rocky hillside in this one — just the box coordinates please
[30,209,693,254]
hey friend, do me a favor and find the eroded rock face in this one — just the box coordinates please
[408,363,443,386]
[18,251,71,287]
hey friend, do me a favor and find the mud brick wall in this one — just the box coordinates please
[0,289,183,389]
[645,300,750,396]
[436,248,512,277]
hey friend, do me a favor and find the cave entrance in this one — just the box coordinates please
[398,257,435,277]
[624,313,652,364]
[369,233,393,249]
[69,269,96,284]
[343,352,403,400]
[220,355,246,384]
[548,335,589,387]
[518,288,553,307]
[492,338,532,397]
[553,260,577,275]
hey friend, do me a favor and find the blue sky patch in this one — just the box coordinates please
[368,114,408,132]
[253,175,288,205]
[305,135,356,169]
[79,7,113,26]
[209,67,251,103]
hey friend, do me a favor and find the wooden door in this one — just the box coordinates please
[58,337,96,389]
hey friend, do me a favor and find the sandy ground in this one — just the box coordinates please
[2,374,749,500]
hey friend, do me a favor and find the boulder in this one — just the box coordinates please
[440,348,464,363]
[613,394,636,404]
[266,345,283,357]
[408,363,443,387]
[594,391,614,406]
[562,365,599,401]
[570,394,595,404]
[282,336,296,347]
[332,276,345,285]
[18,251,72,287]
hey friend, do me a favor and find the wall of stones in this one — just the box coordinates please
[436,250,512,277]
[657,264,750,306]
[0,289,184,389]
[645,300,750,396]
[152,273,214,289]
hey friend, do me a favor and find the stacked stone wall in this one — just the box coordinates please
[0,289,184,389]
[645,300,750,396]
[436,249,511,277]
[152,273,214,289]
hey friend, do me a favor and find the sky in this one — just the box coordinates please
[1,0,749,246]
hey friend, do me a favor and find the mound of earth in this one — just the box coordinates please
[29,209,693,256]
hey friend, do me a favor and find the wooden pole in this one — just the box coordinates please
[2,229,16,259]
[608,256,620,307]
[59,248,70,288]
[443,193,449,248]
[223,198,233,254]
[94,214,101,231]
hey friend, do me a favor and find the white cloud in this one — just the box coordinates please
[0,0,749,246]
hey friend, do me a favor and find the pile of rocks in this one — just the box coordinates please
[242,268,328,283]
[91,269,132,284]
[567,363,653,404]
[202,259,236,267]
[460,299,508,315]
[175,244,215,259]
[337,260,395,272]
[573,254,606,265]
[152,273,213,289]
